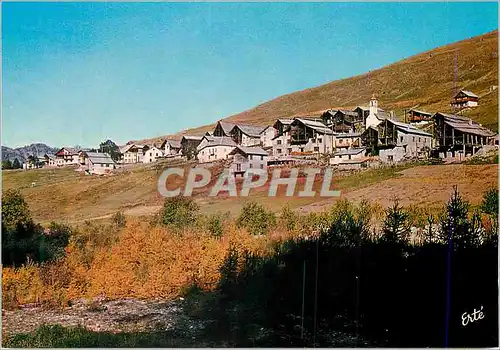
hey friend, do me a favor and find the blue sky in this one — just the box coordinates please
[2,2,498,148]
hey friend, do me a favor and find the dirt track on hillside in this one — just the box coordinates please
[296,164,498,214]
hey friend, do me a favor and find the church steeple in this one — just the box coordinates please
[369,94,378,115]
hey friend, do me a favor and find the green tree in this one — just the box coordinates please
[381,199,411,244]
[439,186,475,249]
[161,196,199,230]
[236,202,276,235]
[2,189,33,231]
[12,158,22,169]
[2,160,12,169]
[99,139,121,162]
[481,187,498,217]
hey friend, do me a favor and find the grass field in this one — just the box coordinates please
[2,161,497,224]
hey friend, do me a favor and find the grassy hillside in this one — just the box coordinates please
[138,30,498,145]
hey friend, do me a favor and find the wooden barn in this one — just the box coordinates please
[321,109,363,133]
[432,112,495,157]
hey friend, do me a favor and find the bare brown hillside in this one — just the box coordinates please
[139,30,498,145]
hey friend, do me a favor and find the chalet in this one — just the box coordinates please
[228,146,268,175]
[451,90,478,109]
[180,135,204,160]
[322,109,363,133]
[44,154,56,167]
[197,136,237,163]
[271,119,294,156]
[230,124,266,146]
[365,95,393,129]
[54,147,79,166]
[432,112,495,157]
[260,125,276,148]
[213,121,236,137]
[143,145,164,163]
[407,109,433,123]
[120,144,149,164]
[160,139,182,156]
[335,133,362,149]
[289,118,335,154]
[330,147,366,165]
[363,119,432,163]
[83,152,116,175]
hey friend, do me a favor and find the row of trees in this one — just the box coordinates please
[189,187,498,347]
[2,158,22,169]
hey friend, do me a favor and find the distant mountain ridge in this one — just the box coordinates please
[1,143,59,162]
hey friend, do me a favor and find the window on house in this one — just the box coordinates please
[277,140,282,145]
[348,155,352,160]
[260,155,264,160]
[400,136,403,143]
[318,138,322,143]
[277,149,282,154]
[418,137,421,142]
[249,163,253,168]
[260,164,264,169]
[413,137,415,142]
[388,155,394,162]
[314,147,319,152]
[249,155,253,160]
[106,164,109,167]
[339,139,343,144]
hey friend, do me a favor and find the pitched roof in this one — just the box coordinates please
[409,108,432,116]
[182,135,204,141]
[434,112,495,137]
[329,109,359,118]
[85,152,115,165]
[230,146,268,156]
[55,147,78,156]
[294,118,335,135]
[198,136,237,150]
[217,121,237,135]
[457,90,478,98]
[389,120,432,137]
[159,139,181,149]
[233,124,266,138]
[334,147,366,156]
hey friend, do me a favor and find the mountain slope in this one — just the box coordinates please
[139,30,498,145]
[2,144,59,163]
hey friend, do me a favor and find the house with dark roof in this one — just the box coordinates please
[230,124,266,146]
[160,139,182,156]
[432,112,495,157]
[288,118,335,154]
[321,109,363,133]
[228,146,269,175]
[197,136,237,163]
[180,135,204,160]
[271,119,294,156]
[451,90,479,109]
[213,121,237,137]
[407,109,433,123]
[363,119,432,163]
